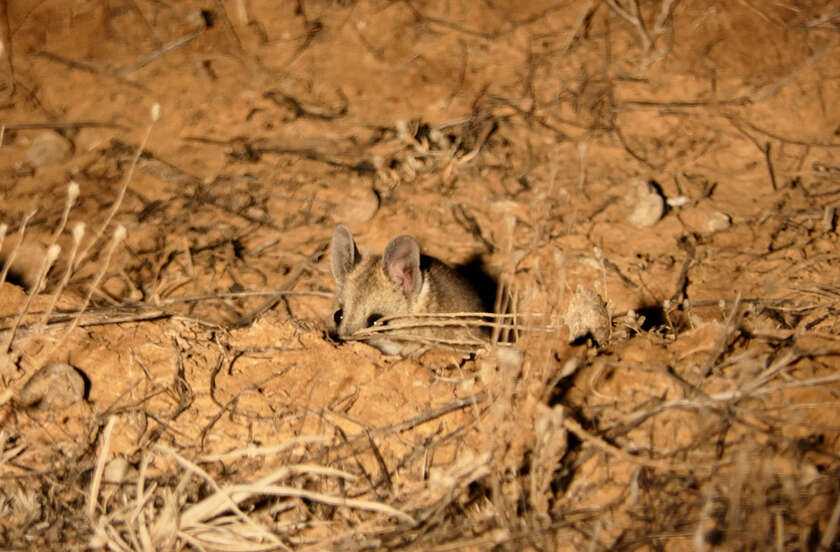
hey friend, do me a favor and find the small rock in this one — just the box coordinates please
[0,351,21,385]
[334,186,379,224]
[564,285,610,345]
[626,178,664,227]
[24,131,74,167]
[667,195,691,208]
[103,457,130,483]
[704,211,731,233]
[19,362,86,410]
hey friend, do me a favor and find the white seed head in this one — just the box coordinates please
[72,222,86,242]
[395,119,409,141]
[150,103,161,122]
[67,181,80,203]
[46,244,61,264]
[113,224,127,243]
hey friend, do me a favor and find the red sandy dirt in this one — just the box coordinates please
[1,1,839,550]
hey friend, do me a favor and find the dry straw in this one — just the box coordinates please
[4,3,840,550]
[75,103,159,271]
[51,180,79,243]
[37,222,85,333]
[46,225,126,358]
[85,436,416,550]
[3,244,60,353]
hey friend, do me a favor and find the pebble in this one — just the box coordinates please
[667,195,691,208]
[704,211,731,233]
[24,131,74,167]
[626,178,664,227]
[564,285,610,345]
[19,362,86,410]
[103,457,130,483]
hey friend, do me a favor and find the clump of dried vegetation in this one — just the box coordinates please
[1,0,840,550]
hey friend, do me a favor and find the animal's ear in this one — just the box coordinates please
[383,235,422,299]
[330,225,360,284]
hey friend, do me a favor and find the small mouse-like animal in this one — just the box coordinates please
[330,225,484,355]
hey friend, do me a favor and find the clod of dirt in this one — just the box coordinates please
[19,362,86,410]
[564,285,610,345]
[24,131,74,167]
[103,457,131,483]
[333,186,379,224]
[704,211,732,233]
[0,351,21,384]
[625,178,664,227]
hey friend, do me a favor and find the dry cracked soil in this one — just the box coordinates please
[1,1,840,550]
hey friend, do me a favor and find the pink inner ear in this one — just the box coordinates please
[383,235,421,298]
[388,259,413,294]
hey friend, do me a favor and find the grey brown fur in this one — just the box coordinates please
[330,225,483,355]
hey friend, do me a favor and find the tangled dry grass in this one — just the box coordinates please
[1,0,840,550]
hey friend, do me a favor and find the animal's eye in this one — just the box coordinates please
[333,309,343,326]
[366,313,384,327]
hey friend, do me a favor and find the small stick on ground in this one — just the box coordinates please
[230,248,323,328]
[700,293,744,378]
[0,121,128,131]
[29,49,147,91]
[76,104,160,271]
[562,415,724,473]
[669,234,696,304]
[818,491,840,551]
[87,416,117,520]
[764,142,778,191]
[116,28,205,77]
[756,39,836,103]
[45,226,126,358]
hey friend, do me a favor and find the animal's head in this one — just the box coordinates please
[329,225,424,345]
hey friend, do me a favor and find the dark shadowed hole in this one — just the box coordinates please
[75,367,92,401]
[1,268,27,290]
[635,305,667,331]
[455,258,498,313]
